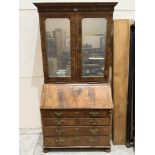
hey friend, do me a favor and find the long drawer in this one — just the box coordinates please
[44,126,110,136]
[44,136,110,147]
[43,118,110,126]
[41,109,110,118]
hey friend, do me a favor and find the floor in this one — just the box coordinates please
[19,129,134,155]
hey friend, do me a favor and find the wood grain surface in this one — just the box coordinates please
[41,109,110,118]
[113,20,130,144]
[40,84,113,109]
[43,118,110,126]
[44,136,110,147]
[44,126,110,136]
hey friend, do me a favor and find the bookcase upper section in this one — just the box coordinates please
[34,2,118,83]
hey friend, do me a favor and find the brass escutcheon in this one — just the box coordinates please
[55,119,63,125]
[89,111,99,117]
[89,119,97,125]
[74,127,79,132]
[89,128,99,134]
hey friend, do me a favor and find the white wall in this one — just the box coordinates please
[19,0,135,129]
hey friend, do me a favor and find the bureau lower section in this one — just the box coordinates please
[41,109,112,152]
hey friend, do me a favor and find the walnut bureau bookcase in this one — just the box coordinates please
[34,2,117,153]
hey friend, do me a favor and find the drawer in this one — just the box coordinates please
[44,126,110,136]
[41,109,110,118]
[43,118,110,126]
[44,136,110,147]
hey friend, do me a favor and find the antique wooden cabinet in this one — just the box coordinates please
[41,84,113,152]
[34,2,117,153]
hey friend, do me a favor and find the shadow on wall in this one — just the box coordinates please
[31,23,44,108]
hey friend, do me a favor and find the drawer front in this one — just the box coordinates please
[41,109,110,118]
[44,136,110,147]
[43,118,110,126]
[44,126,110,136]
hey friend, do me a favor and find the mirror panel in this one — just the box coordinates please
[82,18,107,77]
[45,18,71,77]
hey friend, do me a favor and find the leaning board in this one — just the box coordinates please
[113,20,131,144]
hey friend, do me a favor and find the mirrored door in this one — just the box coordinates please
[76,13,110,82]
[82,18,107,77]
[40,13,111,83]
[40,13,75,83]
[45,18,71,77]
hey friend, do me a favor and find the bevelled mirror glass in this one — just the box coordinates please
[82,18,107,77]
[45,18,71,77]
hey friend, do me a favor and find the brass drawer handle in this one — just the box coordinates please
[89,111,99,117]
[55,119,64,125]
[89,138,98,144]
[54,112,63,117]
[89,128,99,134]
[89,119,97,125]
[73,8,78,11]
[55,138,64,144]
[109,111,112,118]
[56,128,64,134]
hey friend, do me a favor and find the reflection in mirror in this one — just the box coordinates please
[45,18,71,77]
[82,18,107,77]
